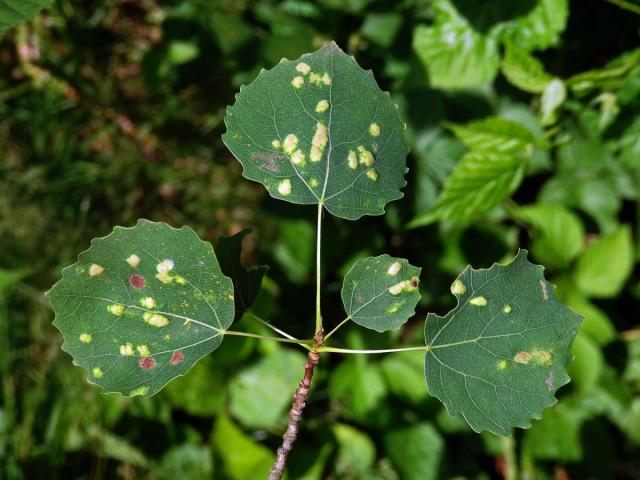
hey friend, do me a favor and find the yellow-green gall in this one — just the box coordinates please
[470,296,488,307]
[450,279,466,296]
[79,333,92,344]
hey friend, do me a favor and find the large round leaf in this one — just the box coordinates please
[342,255,421,332]
[424,250,582,435]
[222,42,408,220]
[47,220,235,398]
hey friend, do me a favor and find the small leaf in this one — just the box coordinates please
[384,423,444,480]
[574,225,634,298]
[47,219,235,397]
[412,8,500,89]
[498,0,569,51]
[445,117,537,154]
[332,424,377,476]
[424,250,583,435]
[409,150,526,227]
[217,228,268,317]
[540,78,567,126]
[223,42,408,220]
[341,255,421,332]
[501,43,553,94]
[0,0,53,35]
[512,203,584,269]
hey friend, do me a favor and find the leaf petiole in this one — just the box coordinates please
[318,345,430,354]
[246,311,298,340]
[323,316,351,341]
[222,330,314,350]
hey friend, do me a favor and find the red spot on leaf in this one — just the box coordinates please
[169,351,184,365]
[139,357,156,369]
[129,274,145,289]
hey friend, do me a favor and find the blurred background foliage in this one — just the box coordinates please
[1,0,639,478]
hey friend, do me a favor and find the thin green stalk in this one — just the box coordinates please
[315,202,323,335]
[223,330,314,350]
[318,345,430,354]
[604,0,640,14]
[323,317,351,341]
[246,311,297,340]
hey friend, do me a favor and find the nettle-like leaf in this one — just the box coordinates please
[342,255,421,332]
[222,42,408,220]
[0,0,53,35]
[217,228,268,318]
[424,250,582,435]
[47,220,235,398]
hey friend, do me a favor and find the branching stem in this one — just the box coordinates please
[269,330,324,480]
[315,202,323,335]
[318,345,430,354]
[246,311,297,340]
[222,330,313,350]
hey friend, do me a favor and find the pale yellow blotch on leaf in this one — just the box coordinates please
[290,149,305,165]
[470,296,488,306]
[283,134,298,155]
[366,169,379,182]
[309,178,319,188]
[387,301,405,314]
[321,73,331,85]
[126,254,141,268]
[387,262,402,276]
[309,72,322,86]
[89,264,104,277]
[140,296,156,309]
[503,304,512,314]
[315,99,329,113]
[291,76,304,89]
[357,145,374,167]
[130,386,149,397]
[157,259,175,273]
[137,345,151,357]
[92,367,103,378]
[531,349,553,365]
[156,271,172,284]
[79,333,92,344]
[310,122,328,162]
[107,303,125,316]
[163,334,171,341]
[450,279,466,296]
[368,122,381,137]
[119,342,135,356]
[348,150,358,169]
[296,62,311,75]
[388,276,420,295]
[497,360,508,371]
[272,139,281,149]
[145,313,169,328]
[514,351,530,364]
[277,179,292,196]
[175,275,187,285]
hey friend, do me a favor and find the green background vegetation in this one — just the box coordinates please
[1,0,639,478]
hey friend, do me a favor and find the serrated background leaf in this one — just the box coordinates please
[223,42,408,220]
[341,254,421,332]
[424,250,583,435]
[0,0,53,35]
[47,220,235,397]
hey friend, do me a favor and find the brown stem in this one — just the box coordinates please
[268,330,324,480]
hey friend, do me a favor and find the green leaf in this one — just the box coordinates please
[0,268,28,291]
[47,219,235,398]
[540,78,567,126]
[332,423,376,476]
[217,229,268,317]
[412,8,500,89]
[0,0,53,35]
[409,150,525,226]
[341,255,421,332]
[223,42,409,220]
[211,416,275,480]
[498,0,569,51]
[361,13,403,48]
[153,443,214,480]
[381,351,426,404]
[512,204,585,269]
[384,423,444,480]
[424,250,583,435]
[445,117,537,154]
[229,348,306,429]
[567,331,603,392]
[574,225,634,298]
[501,43,553,94]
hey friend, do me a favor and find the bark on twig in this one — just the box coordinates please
[268,330,324,480]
